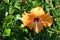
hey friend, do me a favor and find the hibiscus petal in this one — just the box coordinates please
[30,7,45,16]
[21,12,35,29]
[21,12,31,26]
[40,14,52,27]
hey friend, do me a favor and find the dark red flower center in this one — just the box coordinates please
[34,18,39,22]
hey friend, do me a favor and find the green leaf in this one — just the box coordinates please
[15,14,21,20]
[22,28,28,33]
[14,1,20,9]
[11,37,17,40]
[2,29,11,37]
[4,0,9,4]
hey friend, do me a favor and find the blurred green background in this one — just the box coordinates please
[0,0,60,40]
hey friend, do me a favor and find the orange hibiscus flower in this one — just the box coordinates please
[21,7,52,33]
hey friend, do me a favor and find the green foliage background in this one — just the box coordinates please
[0,0,60,40]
